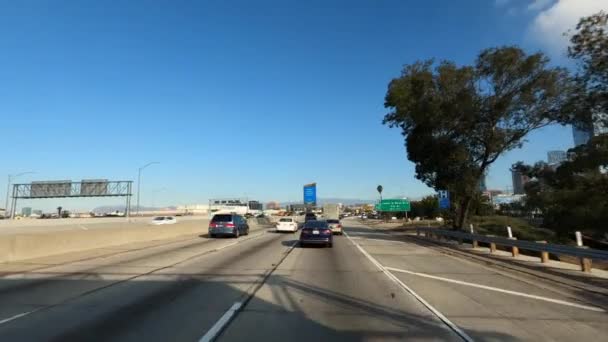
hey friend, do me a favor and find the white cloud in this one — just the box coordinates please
[527,0,554,11]
[528,0,608,57]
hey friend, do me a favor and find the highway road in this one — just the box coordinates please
[0,218,606,341]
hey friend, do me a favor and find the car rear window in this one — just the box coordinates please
[303,221,328,229]
[153,217,164,221]
[279,218,293,222]
[326,219,339,223]
[211,214,233,222]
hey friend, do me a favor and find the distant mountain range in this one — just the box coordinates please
[281,198,376,206]
[93,205,177,213]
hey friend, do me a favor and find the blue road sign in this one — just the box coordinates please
[438,190,450,209]
[303,183,317,206]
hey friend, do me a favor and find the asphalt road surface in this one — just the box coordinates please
[0,219,606,341]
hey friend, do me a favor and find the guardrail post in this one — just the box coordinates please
[537,241,549,263]
[416,228,420,236]
[506,226,513,239]
[490,242,497,253]
[469,224,478,248]
[575,231,583,247]
[574,232,592,272]
[580,258,592,273]
[485,235,497,253]
[509,237,519,257]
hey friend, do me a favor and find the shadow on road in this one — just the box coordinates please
[0,225,536,341]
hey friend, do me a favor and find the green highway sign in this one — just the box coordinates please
[375,199,411,212]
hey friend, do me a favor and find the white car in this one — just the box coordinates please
[151,216,177,225]
[276,217,298,233]
[326,219,343,235]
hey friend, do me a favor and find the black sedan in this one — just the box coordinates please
[299,220,333,248]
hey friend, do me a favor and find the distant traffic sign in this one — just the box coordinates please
[438,190,450,209]
[303,183,317,206]
[375,199,411,212]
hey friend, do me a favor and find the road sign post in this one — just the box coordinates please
[438,190,450,209]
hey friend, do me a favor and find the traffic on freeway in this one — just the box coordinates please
[0,217,606,341]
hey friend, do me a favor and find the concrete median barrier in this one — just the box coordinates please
[0,218,209,263]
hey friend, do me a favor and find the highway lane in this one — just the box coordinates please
[0,228,289,341]
[220,232,461,341]
[0,220,465,341]
[4,217,603,341]
[343,219,608,341]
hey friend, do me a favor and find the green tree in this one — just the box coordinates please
[383,47,571,229]
[410,195,439,219]
[565,11,608,128]
[514,135,608,237]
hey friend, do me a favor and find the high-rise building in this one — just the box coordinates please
[511,170,530,195]
[572,112,608,146]
[547,150,567,166]
[573,125,592,146]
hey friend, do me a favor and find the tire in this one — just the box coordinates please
[209,233,215,238]
[327,242,333,248]
[300,242,306,248]
[234,228,240,238]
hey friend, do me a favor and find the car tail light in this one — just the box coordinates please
[322,229,332,235]
[225,223,235,228]
[209,223,217,228]
[337,224,342,228]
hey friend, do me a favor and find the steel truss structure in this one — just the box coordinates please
[10,180,133,219]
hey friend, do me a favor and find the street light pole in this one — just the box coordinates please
[136,162,159,216]
[4,171,35,218]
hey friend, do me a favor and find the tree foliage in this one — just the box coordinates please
[566,11,608,128]
[410,195,440,219]
[513,135,608,238]
[383,47,571,229]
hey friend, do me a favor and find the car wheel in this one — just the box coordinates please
[300,242,306,248]
[234,229,240,238]
[209,233,215,238]
[327,242,333,248]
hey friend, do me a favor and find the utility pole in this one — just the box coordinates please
[136,162,159,216]
[4,171,35,218]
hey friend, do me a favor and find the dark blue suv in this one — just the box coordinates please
[209,214,250,238]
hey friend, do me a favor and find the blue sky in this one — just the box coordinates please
[0,0,602,211]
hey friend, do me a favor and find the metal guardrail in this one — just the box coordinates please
[416,228,608,272]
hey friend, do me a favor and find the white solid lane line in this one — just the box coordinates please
[344,231,474,342]
[350,237,403,243]
[0,308,43,325]
[385,266,606,313]
[198,302,243,342]
[345,231,389,236]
